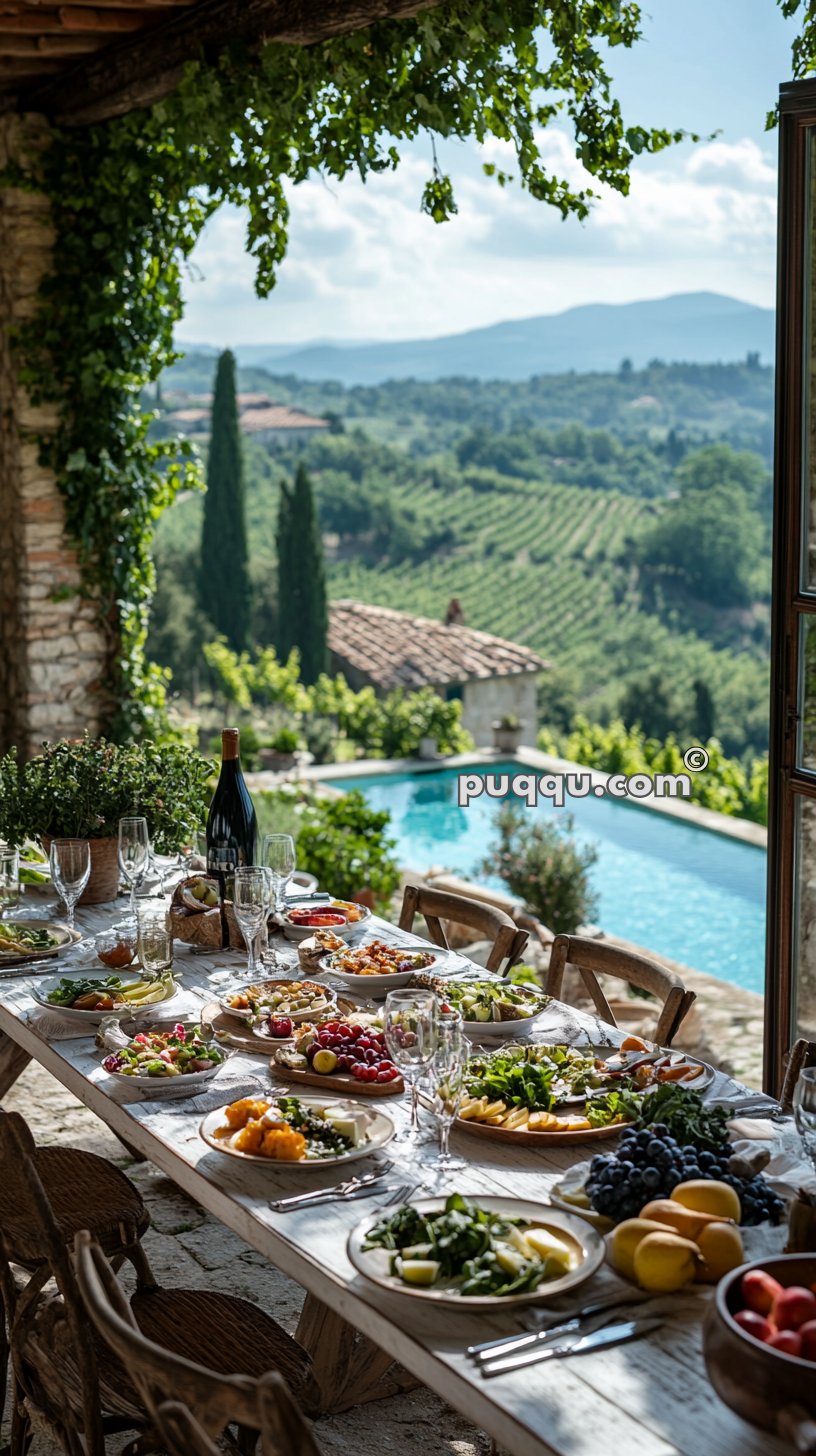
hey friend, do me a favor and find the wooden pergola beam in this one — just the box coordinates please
[28,0,448,124]
[0,8,173,34]
[0,29,108,51]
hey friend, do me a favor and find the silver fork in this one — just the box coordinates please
[269,1166,392,1212]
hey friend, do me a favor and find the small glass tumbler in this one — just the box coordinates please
[136,906,174,975]
[0,846,20,919]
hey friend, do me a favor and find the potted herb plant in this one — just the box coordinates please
[492,712,525,752]
[0,737,211,904]
[258,726,303,771]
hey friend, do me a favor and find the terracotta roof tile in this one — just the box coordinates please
[328,600,549,691]
[240,406,328,432]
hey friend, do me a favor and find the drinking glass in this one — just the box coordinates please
[136,906,173,975]
[48,838,90,931]
[384,989,439,1144]
[430,1038,469,1175]
[233,867,269,977]
[0,846,19,919]
[118,817,150,924]
[793,1067,816,1171]
[261,834,296,913]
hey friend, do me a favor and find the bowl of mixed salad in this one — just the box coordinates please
[432,979,552,1039]
[100,1023,226,1092]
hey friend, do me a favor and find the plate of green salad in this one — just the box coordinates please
[431,979,552,1039]
[0,919,73,965]
[348,1193,604,1307]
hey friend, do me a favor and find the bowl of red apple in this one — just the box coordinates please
[703,1254,816,1442]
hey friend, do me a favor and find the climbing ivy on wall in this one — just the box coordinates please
[15,0,697,739]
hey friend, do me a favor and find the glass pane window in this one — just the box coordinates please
[797,614,816,772]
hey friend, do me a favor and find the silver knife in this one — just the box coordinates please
[467,1289,650,1360]
[480,1317,664,1378]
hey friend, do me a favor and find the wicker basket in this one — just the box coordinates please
[43,834,121,906]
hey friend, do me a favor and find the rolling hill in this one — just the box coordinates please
[212,293,775,384]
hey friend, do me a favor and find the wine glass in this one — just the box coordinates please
[384,989,438,1145]
[261,834,296,914]
[118,817,150,924]
[233,867,269,978]
[793,1067,816,1171]
[430,1035,469,1176]
[0,846,19,919]
[48,839,90,931]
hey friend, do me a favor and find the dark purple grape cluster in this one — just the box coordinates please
[585,1123,785,1226]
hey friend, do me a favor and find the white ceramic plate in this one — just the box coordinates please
[281,900,372,943]
[553,1045,716,1104]
[443,986,553,1041]
[318,948,438,997]
[348,1197,605,1309]
[218,978,335,1023]
[0,919,75,964]
[199,1096,394,1167]
[32,972,180,1023]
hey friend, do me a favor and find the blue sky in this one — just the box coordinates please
[181,0,799,347]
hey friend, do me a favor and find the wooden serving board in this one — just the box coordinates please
[454,1114,629,1147]
[268,1058,405,1099]
[202,998,368,1057]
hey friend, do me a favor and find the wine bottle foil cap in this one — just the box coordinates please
[222,727,240,759]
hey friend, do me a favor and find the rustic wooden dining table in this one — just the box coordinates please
[0,894,796,1456]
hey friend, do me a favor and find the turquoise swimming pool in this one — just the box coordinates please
[326,762,768,993]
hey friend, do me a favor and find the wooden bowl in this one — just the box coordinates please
[703,1254,816,1449]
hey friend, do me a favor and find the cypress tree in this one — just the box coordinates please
[199,349,251,650]
[276,463,327,685]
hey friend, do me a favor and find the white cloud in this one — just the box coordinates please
[180,130,778,346]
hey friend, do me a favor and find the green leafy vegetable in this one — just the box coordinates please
[635,1085,730,1151]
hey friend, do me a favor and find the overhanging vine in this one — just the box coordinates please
[15,0,698,738]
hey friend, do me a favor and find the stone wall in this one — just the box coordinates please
[461,672,538,748]
[0,114,111,758]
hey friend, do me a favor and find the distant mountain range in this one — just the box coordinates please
[177,293,775,385]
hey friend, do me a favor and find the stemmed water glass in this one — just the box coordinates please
[233,867,269,978]
[118,817,150,924]
[48,839,90,931]
[429,1009,469,1175]
[793,1067,816,1171]
[384,988,438,1145]
[261,834,296,914]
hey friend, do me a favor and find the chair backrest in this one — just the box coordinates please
[0,1111,107,1456]
[73,1231,320,1449]
[154,1376,322,1456]
[398,883,529,974]
[545,934,695,1047]
[779,1038,816,1112]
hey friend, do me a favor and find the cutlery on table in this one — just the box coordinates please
[268,1168,392,1212]
[466,1288,652,1361]
[479,1316,665,1377]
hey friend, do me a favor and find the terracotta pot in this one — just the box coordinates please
[43,834,121,905]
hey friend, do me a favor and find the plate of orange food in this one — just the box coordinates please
[200,1093,394,1166]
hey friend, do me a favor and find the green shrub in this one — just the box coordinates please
[539,716,769,826]
[0,737,211,853]
[296,791,400,908]
[482,803,598,935]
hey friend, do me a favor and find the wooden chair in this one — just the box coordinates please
[0,1113,318,1456]
[0,1109,152,1452]
[73,1231,322,1455]
[398,883,529,974]
[780,1037,816,1113]
[545,934,696,1047]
